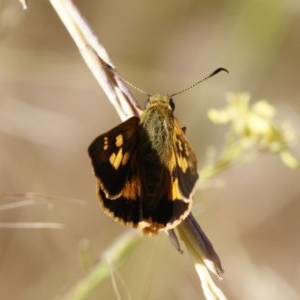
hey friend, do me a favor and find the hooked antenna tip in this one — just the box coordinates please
[211,67,229,76]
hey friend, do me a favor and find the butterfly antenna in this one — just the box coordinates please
[103,63,151,97]
[170,68,229,98]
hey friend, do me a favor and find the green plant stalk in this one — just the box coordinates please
[60,231,140,300]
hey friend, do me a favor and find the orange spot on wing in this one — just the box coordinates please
[121,178,141,200]
[169,178,182,201]
[109,148,123,170]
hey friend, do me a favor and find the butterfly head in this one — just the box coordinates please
[145,94,175,111]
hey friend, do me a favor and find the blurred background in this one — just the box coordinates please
[0,0,299,299]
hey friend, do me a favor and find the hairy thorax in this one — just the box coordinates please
[139,95,174,164]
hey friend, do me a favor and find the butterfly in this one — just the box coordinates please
[88,67,227,235]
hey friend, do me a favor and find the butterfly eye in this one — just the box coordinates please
[169,98,175,111]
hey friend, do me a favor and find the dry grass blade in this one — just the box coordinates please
[49,0,142,121]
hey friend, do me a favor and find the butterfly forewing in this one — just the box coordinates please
[171,119,198,199]
[88,116,140,196]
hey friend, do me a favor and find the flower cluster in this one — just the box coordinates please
[208,92,298,168]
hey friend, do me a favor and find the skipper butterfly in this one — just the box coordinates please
[88,66,227,235]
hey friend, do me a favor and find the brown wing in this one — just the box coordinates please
[89,117,146,229]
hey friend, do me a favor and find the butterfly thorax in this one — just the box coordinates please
[139,94,174,165]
